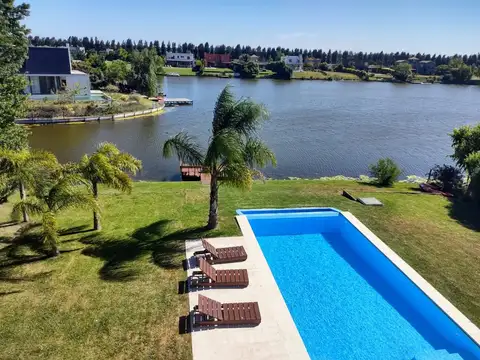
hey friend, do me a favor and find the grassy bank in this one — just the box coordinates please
[25,93,155,119]
[293,70,361,80]
[0,180,479,359]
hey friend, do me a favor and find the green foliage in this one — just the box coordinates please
[334,64,344,72]
[318,62,329,71]
[369,158,402,186]
[12,165,98,256]
[265,61,292,80]
[443,58,473,84]
[163,85,276,228]
[104,60,130,84]
[450,124,480,174]
[392,63,412,82]
[429,164,464,193]
[78,142,141,230]
[234,60,259,79]
[436,64,450,75]
[0,1,30,150]
[129,49,160,96]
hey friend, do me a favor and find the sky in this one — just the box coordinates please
[23,0,480,55]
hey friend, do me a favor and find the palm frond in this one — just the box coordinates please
[162,132,204,165]
[212,84,236,134]
[244,138,277,168]
[205,129,244,168]
[12,199,43,221]
[230,100,269,137]
[112,152,142,175]
[41,211,59,252]
[96,142,121,157]
[218,162,253,190]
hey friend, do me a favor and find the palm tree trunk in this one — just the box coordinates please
[19,181,29,223]
[92,181,101,231]
[206,171,219,230]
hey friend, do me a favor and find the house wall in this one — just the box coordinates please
[66,74,90,95]
[25,73,91,100]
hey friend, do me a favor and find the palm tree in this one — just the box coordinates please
[163,85,276,229]
[12,166,98,256]
[78,142,142,231]
[0,148,58,222]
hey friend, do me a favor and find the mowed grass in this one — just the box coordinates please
[202,67,233,74]
[162,67,196,76]
[293,70,360,80]
[0,180,479,359]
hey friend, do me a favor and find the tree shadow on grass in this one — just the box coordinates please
[0,231,50,269]
[59,225,93,237]
[80,220,209,281]
[446,198,480,232]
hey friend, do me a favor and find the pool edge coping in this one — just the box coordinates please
[343,211,480,347]
[236,210,480,350]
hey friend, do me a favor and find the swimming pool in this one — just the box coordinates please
[236,208,480,360]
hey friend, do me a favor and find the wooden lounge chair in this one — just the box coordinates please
[192,294,261,327]
[194,238,247,264]
[191,258,249,288]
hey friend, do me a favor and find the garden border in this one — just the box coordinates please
[16,104,165,125]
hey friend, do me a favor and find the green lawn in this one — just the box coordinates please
[1,180,479,359]
[293,70,360,80]
[162,67,196,76]
[202,67,233,74]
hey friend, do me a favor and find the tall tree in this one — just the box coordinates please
[78,143,141,230]
[160,41,166,55]
[163,85,276,229]
[0,0,30,151]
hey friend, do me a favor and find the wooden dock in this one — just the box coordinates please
[180,164,210,184]
[164,98,193,107]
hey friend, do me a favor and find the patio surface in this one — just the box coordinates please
[184,224,309,360]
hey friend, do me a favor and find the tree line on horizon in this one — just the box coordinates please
[28,35,480,69]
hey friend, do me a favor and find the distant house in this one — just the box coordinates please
[281,55,303,71]
[248,54,260,62]
[417,60,436,75]
[69,46,85,57]
[367,65,382,73]
[407,57,420,71]
[166,52,195,68]
[204,53,231,67]
[21,46,91,100]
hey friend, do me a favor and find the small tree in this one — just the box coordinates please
[78,142,142,230]
[163,85,276,229]
[428,164,464,193]
[12,167,98,256]
[393,63,412,82]
[369,158,402,186]
[0,149,58,222]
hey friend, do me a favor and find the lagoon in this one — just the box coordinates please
[29,78,480,180]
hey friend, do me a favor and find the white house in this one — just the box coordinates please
[281,55,303,71]
[165,52,195,68]
[21,46,92,100]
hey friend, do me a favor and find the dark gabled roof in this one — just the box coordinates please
[20,47,71,75]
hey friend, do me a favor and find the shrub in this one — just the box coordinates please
[369,158,402,186]
[428,164,464,193]
[102,84,120,93]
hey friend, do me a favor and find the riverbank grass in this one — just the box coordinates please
[0,180,479,359]
[293,70,361,80]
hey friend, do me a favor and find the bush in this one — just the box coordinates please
[369,158,402,186]
[428,164,464,193]
[102,84,120,93]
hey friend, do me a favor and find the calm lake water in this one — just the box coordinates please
[29,78,480,180]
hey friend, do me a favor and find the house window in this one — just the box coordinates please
[37,76,61,95]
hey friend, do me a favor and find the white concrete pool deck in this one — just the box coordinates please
[184,222,309,360]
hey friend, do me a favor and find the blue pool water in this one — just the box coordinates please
[238,208,480,360]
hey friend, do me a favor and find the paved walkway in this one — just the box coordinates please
[185,232,309,360]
